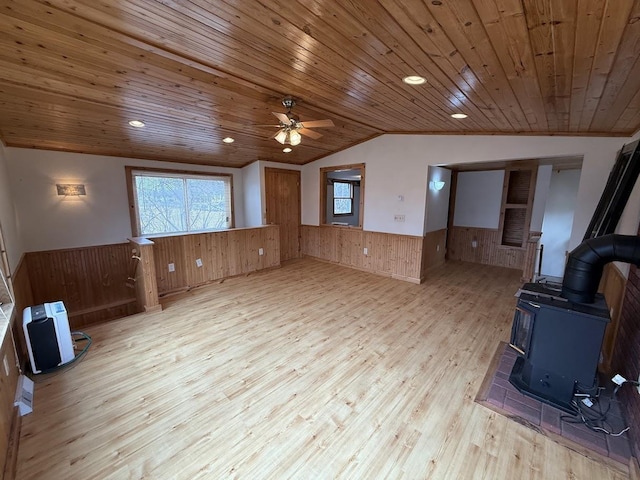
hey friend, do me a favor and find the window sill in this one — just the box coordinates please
[0,302,14,337]
[130,225,278,243]
[322,223,362,229]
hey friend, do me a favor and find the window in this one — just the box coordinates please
[0,224,14,323]
[333,182,353,215]
[127,167,234,236]
[320,164,365,227]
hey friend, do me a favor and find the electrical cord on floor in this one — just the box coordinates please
[29,331,92,381]
[560,382,631,437]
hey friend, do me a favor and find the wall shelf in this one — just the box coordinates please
[499,166,537,249]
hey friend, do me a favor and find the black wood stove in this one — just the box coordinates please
[509,234,640,413]
[508,282,609,413]
[508,139,640,414]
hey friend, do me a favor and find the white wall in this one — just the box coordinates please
[242,161,262,228]
[424,166,451,233]
[5,133,635,259]
[6,148,246,252]
[301,139,429,236]
[530,165,553,232]
[453,170,504,228]
[302,134,626,244]
[540,169,582,278]
[0,143,22,271]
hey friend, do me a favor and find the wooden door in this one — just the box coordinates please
[265,168,301,262]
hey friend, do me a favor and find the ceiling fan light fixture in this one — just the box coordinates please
[403,75,426,85]
[289,130,302,146]
[274,130,288,144]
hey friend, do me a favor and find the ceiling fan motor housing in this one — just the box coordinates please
[282,96,296,110]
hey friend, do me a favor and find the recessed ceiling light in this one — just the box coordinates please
[403,75,426,85]
[283,147,292,153]
[222,137,235,143]
[451,113,468,119]
[128,120,145,128]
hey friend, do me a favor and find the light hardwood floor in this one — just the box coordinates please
[15,259,631,479]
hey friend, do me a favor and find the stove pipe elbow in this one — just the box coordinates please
[561,234,640,303]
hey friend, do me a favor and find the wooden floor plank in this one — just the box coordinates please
[14,259,630,479]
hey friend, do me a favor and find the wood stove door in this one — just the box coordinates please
[509,305,536,355]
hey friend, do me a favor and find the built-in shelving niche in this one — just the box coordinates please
[499,166,537,248]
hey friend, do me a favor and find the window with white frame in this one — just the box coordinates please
[333,181,353,215]
[129,168,233,236]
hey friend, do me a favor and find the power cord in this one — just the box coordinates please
[29,331,92,381]
[560,379,634,437]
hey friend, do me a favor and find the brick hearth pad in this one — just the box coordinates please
[476,342,632,465]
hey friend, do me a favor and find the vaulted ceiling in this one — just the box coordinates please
[1,1,640,168]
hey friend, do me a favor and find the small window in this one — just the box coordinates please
[127,167,234,236]
[333,182,353,215]
[320,164,364,227]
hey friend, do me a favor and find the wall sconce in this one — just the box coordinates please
[429,180,445,191]
[56,184,86,196]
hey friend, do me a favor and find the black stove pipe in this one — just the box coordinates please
[561,234,640,303]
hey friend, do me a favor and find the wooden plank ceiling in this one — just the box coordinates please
[1,0,640,168]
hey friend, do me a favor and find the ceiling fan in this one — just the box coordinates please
[268,97,334,146]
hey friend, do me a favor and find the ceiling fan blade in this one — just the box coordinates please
[299,128,323,139]
[299,119,334,128]
[272,112,291,124]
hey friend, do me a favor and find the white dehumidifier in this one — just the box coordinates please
[23,301,74,374]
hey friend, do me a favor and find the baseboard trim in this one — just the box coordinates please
[303,255,421,284]
[391,273,421,284]
[68,298,137,318]
[420,258,446,282]
[158,265,282,298]
[2,406,21,480]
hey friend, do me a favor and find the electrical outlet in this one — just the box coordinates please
[436,244,440,252]
[637,374,640,395]
[168,263,175,272]
[259,248,264,256]
[195,258,203,268]
[3,355,9,376]
[363,247,368,255]
[394,214,405,222]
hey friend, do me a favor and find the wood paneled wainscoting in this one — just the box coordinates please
[0,324,20,480]
[129,238,160,314]
[9,258,33,362]
[1,258,31,478]
[421,229,447,275]
[301,226,447,283]
[447,226,539,281]
[599,263,627,374]
[23,244,137,330]
[148,225,280,296]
